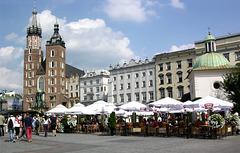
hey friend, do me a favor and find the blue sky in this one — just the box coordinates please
[0,0,240,94]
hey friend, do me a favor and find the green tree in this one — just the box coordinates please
[221,67,240,113]
[108,112,116,135]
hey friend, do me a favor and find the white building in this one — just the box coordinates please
[80,70,110,105]
[68,74,80,108]
[108,58,156,106]
[188,32,235,100]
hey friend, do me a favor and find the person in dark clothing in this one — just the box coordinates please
[50,114,57,136]
[19,113,27,140]
[24,113,33,143]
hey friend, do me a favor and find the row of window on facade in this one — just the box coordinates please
[159,86,184,98]
[113,71,153,81]
[83,86,107,94]
[70,85,79,91]
[159,72,183,84]
[27,55,41,62]
[83,94,100,101]
[83,79,101,85]
[28,36,40,48]
[113,91,154,103]
[113,80,153,91]
[49,61,65,69]
[26,87,65,95]
[158,59,193,71]
[48,69,65,77]
[223,52,240,61]
[70,92,78,98]
[50,50,64,58]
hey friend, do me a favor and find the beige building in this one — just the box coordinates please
[154,32,240,101]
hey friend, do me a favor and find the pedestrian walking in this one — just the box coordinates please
[19,113,27,140]
[24,113,33,143]
[0,113,5,137]
[7,115,16,143]
[43,116,50,137]
[14,115,21,140]
[35,116,40,135]
[50,114,57,137]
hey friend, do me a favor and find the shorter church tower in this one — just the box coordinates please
[45,20,67,108]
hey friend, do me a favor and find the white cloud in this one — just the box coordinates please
[5,33,25,44]
[0,67,22,90]
[170,0,185,9]
[0,46,23,65]
[104,0,147,23]
[37,10,138,69]
[170,44,195,52]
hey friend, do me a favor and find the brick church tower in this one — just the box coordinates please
[45,21,67,109]
[23,4,44,111]
[23,4,70,111]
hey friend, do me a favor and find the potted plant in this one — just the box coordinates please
[108,112,116,135]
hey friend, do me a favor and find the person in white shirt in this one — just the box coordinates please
[14,115,21,140]
[7,115,16,143]
[43,116,50,137]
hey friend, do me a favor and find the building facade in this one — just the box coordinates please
[68,74,80,108]
[80,70,110,106]
[108,59,156,106]
[154,32,240,101]
[23,6,84,111]
[188,32,235,100]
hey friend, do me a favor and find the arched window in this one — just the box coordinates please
[177,71,183,83]
[51,50,55,57]
[159,88,165,98]
[158,74,164,84]
[166,73,172,84]
[177,86,184,98]
[38,77,45,91]
[167,87,173,98]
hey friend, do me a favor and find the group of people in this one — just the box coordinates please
[0,113,58,143]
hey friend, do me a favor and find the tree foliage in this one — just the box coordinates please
[108,112,116,129]
[221,67,240,113]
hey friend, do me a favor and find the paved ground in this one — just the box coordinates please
[1,132,240,153]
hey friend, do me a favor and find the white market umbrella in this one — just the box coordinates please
[86,100,116,115]
[118,101,146,111]
[191,96,233,109]
[47,104,68,114]
[65,103,86,114]
[149,97,183,109]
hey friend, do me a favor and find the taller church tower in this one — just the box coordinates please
[23,3,44,111]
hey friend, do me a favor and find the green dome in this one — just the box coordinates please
[205,34,215,41]
[193,52,234,70]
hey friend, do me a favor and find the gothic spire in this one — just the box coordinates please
[27,0,42,37]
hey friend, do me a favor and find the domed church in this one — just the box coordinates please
[187,32,236,100]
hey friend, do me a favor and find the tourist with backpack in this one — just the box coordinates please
[35,116,40,135]
[7,115,16,143]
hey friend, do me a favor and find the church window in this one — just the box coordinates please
[51,50,55,57]
[28,56,32,62]
[213,82,220,89]
[51,61,54,68]
[39,77,45,91]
